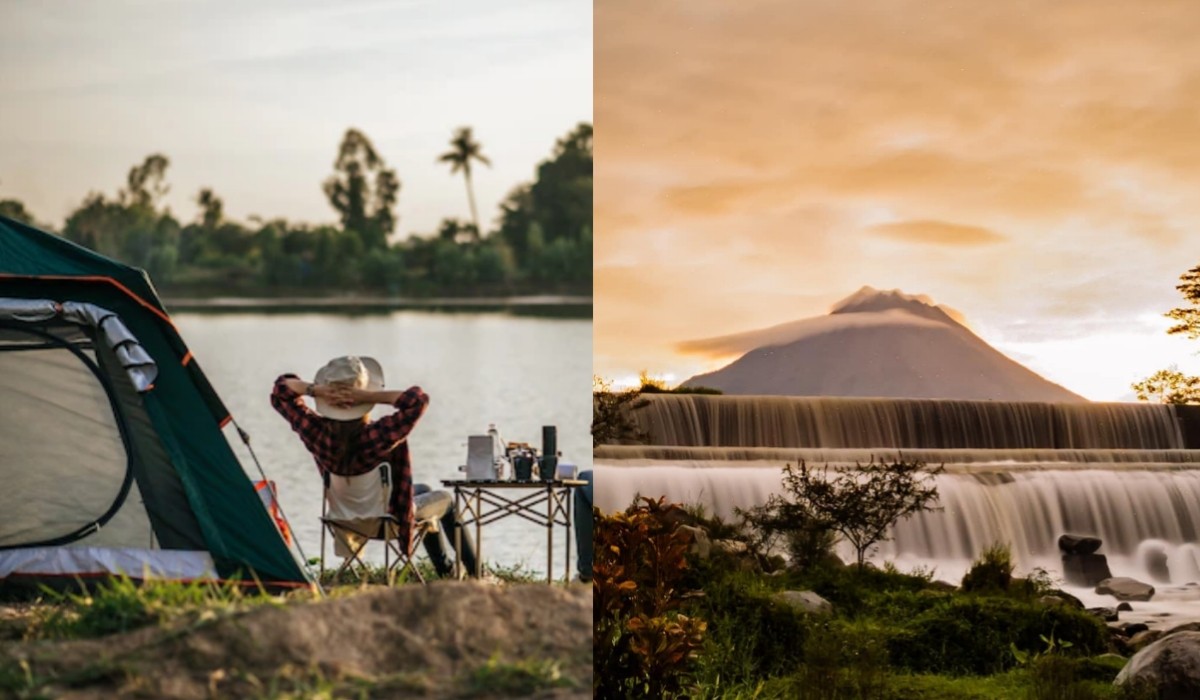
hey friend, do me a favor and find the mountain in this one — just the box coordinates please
[679,287,1086,402]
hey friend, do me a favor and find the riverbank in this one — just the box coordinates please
[163,295,592,317]
[1,580,592,699]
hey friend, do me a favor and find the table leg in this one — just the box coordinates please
[453,488,463,580]
[565,486,572,583]
[474,488,483,578]
[546,483,554,584]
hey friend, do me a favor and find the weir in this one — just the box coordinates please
[627,394,1199,450]
[598,395,1200,585]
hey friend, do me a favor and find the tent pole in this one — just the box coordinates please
[234,421,325,597]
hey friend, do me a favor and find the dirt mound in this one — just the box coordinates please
[5,582,593,699]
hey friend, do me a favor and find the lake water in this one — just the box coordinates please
[174,310,592,579]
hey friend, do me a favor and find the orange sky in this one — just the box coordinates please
[595,0,1200,401]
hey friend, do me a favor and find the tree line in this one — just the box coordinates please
[0,123,592,297]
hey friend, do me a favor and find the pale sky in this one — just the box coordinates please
[595,0,1200,402]
[0,0,591,239]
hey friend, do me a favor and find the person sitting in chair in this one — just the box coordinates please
[270,355,479,578]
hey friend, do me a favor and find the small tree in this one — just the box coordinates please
[744,459,942,569]
[1132,366,1200,405]
[1133,264,1200,402]
[592,377,650,447]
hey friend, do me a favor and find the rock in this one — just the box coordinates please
[1129,630,1166,652]
[1039,591,1085,610]
[1059,534,1103,555]
[1164,622,1200,638]
[678,525,712,560]
[1118,602,1134,612]
[1088,607,1120,623]
[713,539,749,556]
[1115,631,1200,699]
[1097,577,1156,602]
[1040,595,1070,609]
[1063,553,1113,586]
[1147,547,1171,583]
[773,590,833,616]
[1119,623,1150,637]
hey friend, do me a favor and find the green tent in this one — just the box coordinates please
[0,215,310,587]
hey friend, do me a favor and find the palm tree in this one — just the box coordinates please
[438,127,490,239]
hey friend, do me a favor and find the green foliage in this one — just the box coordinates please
[594,497,708,698]
[460,655,573,697]
[885,596,1109,675]
[1166,263,1200,340]
[1132,366,1200,405]
[1134,264,1200,402]
[961,542,1015,594]
[498,123,591,256]
[323,128,399,249]
[796,620,890,699]
[48,123,590,298]
[592,377,651,447]
[438,126,491,237]
[687,565,812,683]
[743,459,943,569]
[0,198,42,228]
[27,575,279,640]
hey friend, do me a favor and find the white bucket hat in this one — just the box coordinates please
[312,355,385,421]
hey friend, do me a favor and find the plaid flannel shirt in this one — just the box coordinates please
[270,374,429,545]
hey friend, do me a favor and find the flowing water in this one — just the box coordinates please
[175,310,592,578]
[595,394,1200,623]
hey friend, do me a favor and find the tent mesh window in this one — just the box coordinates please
[0,321,155,549]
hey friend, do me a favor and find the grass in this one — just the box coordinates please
[22,575,284,641]
[459,655,574,697]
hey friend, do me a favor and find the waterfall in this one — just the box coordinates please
[598,394,1200,588]
[627,394,1187,450]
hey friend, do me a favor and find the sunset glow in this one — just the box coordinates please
[596,0,1200,401]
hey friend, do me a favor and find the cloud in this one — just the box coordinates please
[867,220,1005,246]
[593,0,1200,399]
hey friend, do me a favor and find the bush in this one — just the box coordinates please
[740,459,942,570]
[961,542,1015,594]
[687,565,811,684]
[592,378,650,447]
[594,497,707,698]
[886,597,1110,675]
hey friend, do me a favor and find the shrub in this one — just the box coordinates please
[687,564,812,683]
[886,597,1110,675]
[961,542,1015,594]
[594,497,707,698]
[592,377,650,446]
[741,459,942,570]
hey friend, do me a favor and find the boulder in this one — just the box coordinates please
[1059,534,1103,555]
[1115,631,1200,699]
[1116,622,1151,637]
[1147,547,1171,583]
[1129,630,1166,653]
[678,525,712,560]
[773,590,833,616]
[1164,622,1200,638]
[1038,590,1085,610]
[1097,577,1156,602]
[1063,553,1113,586]
[1088,607,1120,623]
[713,539,749,556]
[1118,602,1134,612]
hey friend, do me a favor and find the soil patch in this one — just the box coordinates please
[2,582,592,699]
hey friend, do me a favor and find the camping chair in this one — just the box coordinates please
[319,463,435,585]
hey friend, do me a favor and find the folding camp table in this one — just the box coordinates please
[440,479,587,584]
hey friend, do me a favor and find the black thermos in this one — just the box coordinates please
[540,425,558,479]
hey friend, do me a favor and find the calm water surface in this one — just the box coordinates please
[174,311,592,578]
